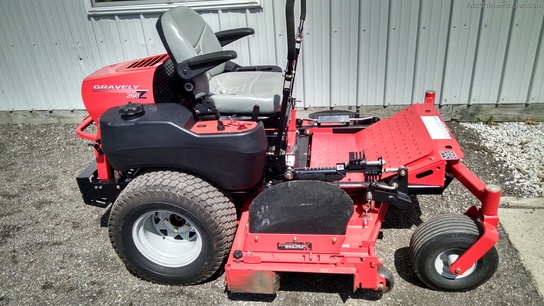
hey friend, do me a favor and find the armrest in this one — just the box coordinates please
[176,50,237,80]
[224,61,282,73]
[215,28,255,47]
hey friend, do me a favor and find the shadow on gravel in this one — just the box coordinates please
[227,292,277,303]
[228,273,384,302]
[393,247,427,288]
[100,206,112,227]
[382,196,423,229]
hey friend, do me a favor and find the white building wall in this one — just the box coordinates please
[0,0,543,111]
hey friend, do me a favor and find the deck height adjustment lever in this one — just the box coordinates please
[291,151,386,182]
[336,150,384,181]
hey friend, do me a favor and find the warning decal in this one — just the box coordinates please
[421,116,451,140]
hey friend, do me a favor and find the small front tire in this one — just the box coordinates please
[409,214,499,291]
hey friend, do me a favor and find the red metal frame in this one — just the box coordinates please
[225,199,389,293]
[75,115,96,141]
[447,162,500,275]
[421,91,500,275]
[76,115,111,180]
[189,120,259,134]
[286,108,298,151]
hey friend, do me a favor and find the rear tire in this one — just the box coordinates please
[108,170,237,284]
[409,214,498,291]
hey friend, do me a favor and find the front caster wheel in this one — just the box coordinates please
[108,170,237,285]
[409,214,499,291]
[377,266,394,293]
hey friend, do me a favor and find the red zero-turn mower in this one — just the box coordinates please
[76,0,501,294]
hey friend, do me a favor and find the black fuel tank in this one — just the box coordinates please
[99,103,267,190]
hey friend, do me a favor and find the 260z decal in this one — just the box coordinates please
[92,85,148,99]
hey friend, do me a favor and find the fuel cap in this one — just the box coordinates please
[119,102,145,119]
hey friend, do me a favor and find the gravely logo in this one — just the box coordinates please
[92,85,148,99]
[93,85,140,90]
[277,242,312,251]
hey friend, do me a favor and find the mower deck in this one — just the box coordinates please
[225,200,388,294]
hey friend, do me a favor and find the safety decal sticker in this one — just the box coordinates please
[421,116,451,140]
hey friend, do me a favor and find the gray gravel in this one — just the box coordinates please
[461,122,544,198]
[0,121,542,305]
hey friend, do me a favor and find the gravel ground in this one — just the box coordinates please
[461,122,544,198]
[0,121,542,305]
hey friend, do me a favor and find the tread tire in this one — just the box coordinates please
[409,214,499,291]
[108,170,237,285]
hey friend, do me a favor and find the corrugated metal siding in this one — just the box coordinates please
[0,0,543,111]
[528,19,544,103]
[385,0,420,106]
[411,0,451,104]
[357,0,389,106]
[499,0,544,104]
[330,0,359,107]
[302,0,331,107]
[440,0,481,105]
[469,0,514,104]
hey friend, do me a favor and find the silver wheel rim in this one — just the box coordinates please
[434,248,477,280]
[132,210,202,267]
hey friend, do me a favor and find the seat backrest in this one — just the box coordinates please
[156,6,225,78]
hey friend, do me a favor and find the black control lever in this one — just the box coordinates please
[251,104,260,121]
[215,110,225,131]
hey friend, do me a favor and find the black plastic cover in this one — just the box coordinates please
[100,103,267,190]
[249,181,354,234]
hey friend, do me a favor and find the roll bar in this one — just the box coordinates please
[286,0,295,64]
[285,0,305,68]
[274,0,306,155]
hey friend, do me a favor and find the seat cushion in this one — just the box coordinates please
[209,71,284,115]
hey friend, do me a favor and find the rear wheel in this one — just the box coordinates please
[108,170,237,284]
[409,214,498,291]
